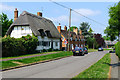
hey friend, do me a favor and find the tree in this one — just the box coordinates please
[68,26,78,32]
[0,13,13,37]
[104,2,120,41]
[88,27,94,33]
[104,26,117,41]
[79,22,90,39]
[103,36,111,41]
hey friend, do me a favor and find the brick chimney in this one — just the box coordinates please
[64,25,67,31]
[14,8,18,21]
[79,29,82,35]
[57,23,61,34]
[37,12,42,17]
[73,28,78,35]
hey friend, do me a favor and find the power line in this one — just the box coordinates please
[49,0,106,26]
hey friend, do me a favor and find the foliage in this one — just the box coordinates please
[115,41,120,59]
[86,37,99,49]
[88,27,94,33]
[104,26,117,41]
[104,2,120,41]
[72,53,110,79]
[68,26,78,32]
[79,22,90,39]
[0,13,13,37]
[2,35,38,57]
[103,36,111,41]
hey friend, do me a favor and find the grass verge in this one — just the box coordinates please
[1,50,98,70]
[2,51,72,69]
[72,53,111,79]
[88,49,97,53]
[1,51,62,60]
[1,61,19,69]
[104,48,113,51]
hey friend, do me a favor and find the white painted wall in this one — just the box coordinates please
[36,36,60,51]
[11,26,32,38]
[10,26,60,51]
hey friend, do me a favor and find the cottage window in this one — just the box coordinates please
[43,41,50,46]
[39,41,42,46]
[55,42,58,46]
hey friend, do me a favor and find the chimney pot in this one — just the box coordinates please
[64,25,67,31]
[57,23,61,34]
[37,12,42,17]
[14,8,18,21]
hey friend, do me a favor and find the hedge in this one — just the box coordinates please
[115,41,120,59]
[2,35,38,57]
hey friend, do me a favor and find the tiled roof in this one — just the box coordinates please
[61,30,82,40]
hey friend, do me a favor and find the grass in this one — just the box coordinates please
[1,51,72,69]
[1,49,98,70]
[1,51,62,59]
[103,48,113,51]
[14,51,72,64]
[88,49,97,52]
[1,61,19,69]
[72,53,111,79]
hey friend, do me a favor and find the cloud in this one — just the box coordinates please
[73,8,101,16]
[48,8,101,26]
[0,3,15,12]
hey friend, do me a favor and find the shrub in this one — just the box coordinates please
[115,41,120,59]
[2,35,38,57]
[47,48,53,52]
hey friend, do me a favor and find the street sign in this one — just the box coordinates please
[64,39,68,44]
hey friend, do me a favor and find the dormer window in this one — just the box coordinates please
[38,29,46,37]
[45,30,52,38]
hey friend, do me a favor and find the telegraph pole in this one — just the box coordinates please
[68,8,72,51]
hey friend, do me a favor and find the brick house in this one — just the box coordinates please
[57,24,85,51]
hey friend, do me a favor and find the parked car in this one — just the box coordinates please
[83,47,88,54]
[72,47,84,56]
[98,47,103,51]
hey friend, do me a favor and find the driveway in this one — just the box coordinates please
[2,51,108,78]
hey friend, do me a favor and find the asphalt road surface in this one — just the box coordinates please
[2,51,108,78]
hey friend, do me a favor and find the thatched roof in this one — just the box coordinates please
[6,11,61,38]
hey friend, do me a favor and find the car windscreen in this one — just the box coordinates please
[75,47,80,50]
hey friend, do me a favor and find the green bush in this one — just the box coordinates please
[115,41,120,59]
[47,48,53,52]
[2,35,38,57]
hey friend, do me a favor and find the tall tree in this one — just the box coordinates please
[0,13,13,37]
[79,22,90,39]
[104,26,117,41]
[105,2,120,41]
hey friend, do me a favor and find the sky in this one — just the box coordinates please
[0,0,119,36]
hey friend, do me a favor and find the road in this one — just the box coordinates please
[2,51,108,78]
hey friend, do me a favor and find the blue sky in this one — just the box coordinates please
[0,1,118,36]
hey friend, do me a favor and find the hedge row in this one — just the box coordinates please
[2,35,38,57]
[115,41,120,59]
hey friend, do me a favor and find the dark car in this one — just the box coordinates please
[98,47,103,51]
[83,47,88,54]
[72,47,84,56]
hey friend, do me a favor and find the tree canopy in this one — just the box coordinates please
[104,2,120,41]
[79,22,90,39]
[0,13,13,37]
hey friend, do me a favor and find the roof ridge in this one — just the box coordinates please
[21,11,51,22]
